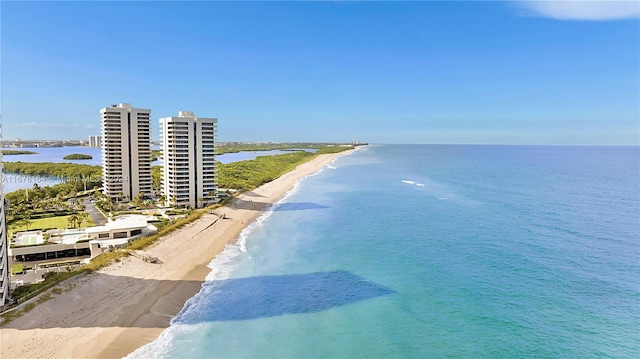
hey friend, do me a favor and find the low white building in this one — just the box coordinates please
[9,215,157,266]
[86,215,157,247]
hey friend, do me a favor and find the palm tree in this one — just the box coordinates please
[133,193,145,208]
[67,213,80,228]
[77,212,91,228]
[69,188,78,206]
[116,192,124,210]
[104,197,113,211]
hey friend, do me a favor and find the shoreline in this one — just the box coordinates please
[0,150,353,359]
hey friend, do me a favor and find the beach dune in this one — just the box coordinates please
[0,151,351,359]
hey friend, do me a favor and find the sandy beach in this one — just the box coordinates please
[0,151,351,359]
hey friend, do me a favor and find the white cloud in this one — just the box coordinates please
[518,0,640,20]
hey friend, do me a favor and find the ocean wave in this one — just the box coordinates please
[124,323,190,359]
[127,154,357,358]
[402,179,425,187]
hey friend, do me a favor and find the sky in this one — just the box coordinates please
[1,1,638,144]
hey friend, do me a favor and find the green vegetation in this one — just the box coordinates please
[63,153,93,160]
[151,149,162,161]
[215,142,359,154]
[9,214,94,242]
[84,251,130,272]
[216,143,310,154]
[22,215,91,230]
[2,150,38,155]
[11,263,24,275]
[315,146,355,154]
[0,143,359,319]
[127,209,207,250]
[3,161,100,179]
[0,207,208,319]
[3,162,101,217]
[7,271,78,304]
[152,165,162,191]
[216,146,354,191]
[217,151,314,191]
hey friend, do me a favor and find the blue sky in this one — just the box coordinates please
[1,1,638,144]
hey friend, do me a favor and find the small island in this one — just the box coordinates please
[2,150,38,155]
[63,153,93,160]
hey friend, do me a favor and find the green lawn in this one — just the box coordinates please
[11,263,24,275]
[11,215,95,233]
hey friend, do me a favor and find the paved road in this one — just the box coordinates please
[81,197,107,225]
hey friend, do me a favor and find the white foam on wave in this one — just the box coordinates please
[199,157,341,287]
[127,153,358,358]
[326,165,337,169]
[126,177,314,358]
[402,179,426,187]
[125,323,190,359]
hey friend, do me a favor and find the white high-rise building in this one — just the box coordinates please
[0,121,8,307]
[100,103,152,201]
[160,111,217,208]
[89,135,102,148]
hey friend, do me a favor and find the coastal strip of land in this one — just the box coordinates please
[0,150,352,359]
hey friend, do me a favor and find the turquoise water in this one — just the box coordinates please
[129,145,639,358]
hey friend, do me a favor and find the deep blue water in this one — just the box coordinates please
[128,144,638,358]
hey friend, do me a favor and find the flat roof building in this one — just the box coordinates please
[160,111,217,208]
[9,216,157,277]
[101,103,152,201]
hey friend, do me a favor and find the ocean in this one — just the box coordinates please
[128,144,639,358]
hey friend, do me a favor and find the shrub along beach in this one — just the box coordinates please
[0,146,355,359]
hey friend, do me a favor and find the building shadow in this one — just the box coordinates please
[242,191,265,198]
[5,271,393,329]
[231,198,329,211]
[177,270,395,323]
[273,202,329,211]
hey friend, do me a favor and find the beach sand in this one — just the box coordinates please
[0,151,351,359]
